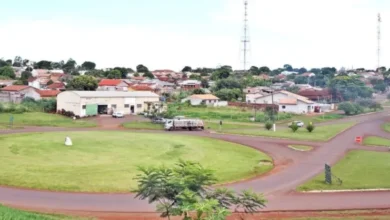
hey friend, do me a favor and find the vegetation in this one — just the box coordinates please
[0,98,56,114]
[383,123,390,133]
[0,112,96,127]
[337,102,364,115]
[265,121,273,130]
[135,160,267,220]
[0,205,90,220]
[306,124,315,132]
[219,123,354,141]
[290,123,299,132]
[363,136,390,147]
[288,145,313,151]
[66,75,98,91]
[0,131,272,192]
[298,151,390,191]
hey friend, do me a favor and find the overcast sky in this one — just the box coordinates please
[0,0,388,71]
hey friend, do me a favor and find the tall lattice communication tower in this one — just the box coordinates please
[241,0,250,71]
[377,13,381,69]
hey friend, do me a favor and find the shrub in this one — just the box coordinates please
[265,122,272,130]
[290,123,299,132]
[306,123,315,133]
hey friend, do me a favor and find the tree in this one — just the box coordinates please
[192,88,206,94]
[298,67,307,74]
[143,71,155,79]
[371,79,387,93]
[113,67,129,78]
[5,59,12,66]
[259,66,271,73]
[136,64,149,73]
[0,59,8,67]
[62,58,77,73]
[214,78,242,90]
[51,62,62,69]
[329,76,373,101]
[0,66,16,79]
[214,88,242,101]
[289,123,299,132]
[47,80,54,85]
[294,76,308,84]
[13,56,23,67]
[22,59,30,67]
[81,61,96,70]
[283,64,293,71]
[249,66,260,75]
[377,66,387,73]
[21,71,32,85]
[189,74,201,80]
[135,160,266,220]
[133,72,140,77]
[13,80,24,85]
[211,67,231,80]
[35,60,52,69]
[182,66,192,72]
[286,86,300,94]
[199,79,208,88]
[66,75,98,91]
[105,69,121,79]
[338,102,356,115]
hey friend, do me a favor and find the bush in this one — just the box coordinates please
[290,123,299,132]
[338,102,356,115]
[306,123,315,133]
[265,122,272,130]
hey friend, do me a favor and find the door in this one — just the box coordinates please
[130,105,135,114]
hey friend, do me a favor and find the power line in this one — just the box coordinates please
[377,13,381,69]
[241,0,250,71]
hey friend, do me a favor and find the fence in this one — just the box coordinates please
[228,102,279,111]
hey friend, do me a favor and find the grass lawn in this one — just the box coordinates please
[0,112,96,128]
[288,145,313,151]
[383,123,390,133]
[279,113,344,126]
[298,150,390,191]
[219,122,355,141]
[0,131,272,192]
[363,136,390,147]
[0,205,91,220]
[122,121,163,130]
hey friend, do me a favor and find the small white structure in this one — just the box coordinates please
[182,94,220,106]
[65,136,73,146]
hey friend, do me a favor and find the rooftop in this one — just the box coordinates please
[1,85,31,91]
[98,79,123,86]
[189,94,219,100]
[36,90,61,97]
[61,91,159,98]
[47,82,66,89]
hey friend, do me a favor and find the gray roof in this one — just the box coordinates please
[67,91,159,98]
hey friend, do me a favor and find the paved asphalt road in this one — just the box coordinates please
[0,110,389,213]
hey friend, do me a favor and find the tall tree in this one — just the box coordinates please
[51,62,62,69]
[105,69,121,79]
[81,61,96,70]
[298,67,307,74]
[62,58,77,73]
[201,79,209,88]
[135,160,266,220]
[283,64,293,71]
[136,64,149,73]
[0,66,16,79]
[259,66,271,73]
[13,56,23,67]
[143,71,155,79]
[21,71,33,85]
[0,59,8,68]
[249,66,260,75]
[66,75,98,91]
[5,59,12,66]
[182,66,192,72]
[113,67,129,78]
[35,60,52,69]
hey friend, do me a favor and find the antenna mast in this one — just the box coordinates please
[241,0,250,71]
[377,13,381,69]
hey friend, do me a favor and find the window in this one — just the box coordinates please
[82,105,86,109]
[124,104,130,108]
[282,106,286,109]
[137,104,142,108]
[111,104,117,109]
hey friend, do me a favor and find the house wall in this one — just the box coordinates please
[97,86,116,91]
[278,100,313,114]
[57,92,82,116]
[254,93,286,104]
[28,81,41,89]
[246,94,264,103]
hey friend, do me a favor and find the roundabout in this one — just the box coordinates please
[0,131,272,192]
[0,110,389,218]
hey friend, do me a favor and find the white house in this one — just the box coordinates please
[97,79,129,91]
[253,90,317,114]
[182,94,220,106]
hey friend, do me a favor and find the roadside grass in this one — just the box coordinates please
[168,105,293,123]
[279,113,344,125]
[0,131,272,192]
[288,145,313,151]
[383,123,390,133]
[0,205,91,220]
[363,136,390,147]
[218,122,355,141]
[0,112,96,128]
[286,216,390,220]
[205,121,261,130]
[297,150,390,191]
[382,100,390,106]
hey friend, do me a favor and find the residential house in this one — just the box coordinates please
[178,80,201,91]
[36,90,61,99]
[245,87,274,103]
[295,84,312,90]
[0,85,41,103]
[182,94,220,106]
[253,90,319,114]
[129,85,155,92]
[254,74,271,80]
[0,80,17,89]
[12,67,25,78]
[281,71,298,75]
[31,69,50,77]
[298,88,332,102]
[47,82,66,91]
[97,79,129,91]
[301,72,316,77]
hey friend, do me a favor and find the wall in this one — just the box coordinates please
[57,92,82,116]
[0,92,23,103]
[28,81,41,89]
[254,93,286,104]
[246,94,264,103]
[278,100,313,114]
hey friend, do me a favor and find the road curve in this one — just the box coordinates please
[0,111,389,213]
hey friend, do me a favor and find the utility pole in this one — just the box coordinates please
[271,90,276,131]
[241,0,250,71]
[377,13,381,70]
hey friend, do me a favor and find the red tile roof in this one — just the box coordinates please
[130,85,154,91]
[36,90,61,97]
[47,82,65,89]
[1,85,30,91]
[98,79,122,86]
[132,76,145,80]
[28,77,37,82]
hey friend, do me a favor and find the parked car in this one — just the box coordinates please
[112,112,124,118]
[152,117,166,124]
[288,121,304,127]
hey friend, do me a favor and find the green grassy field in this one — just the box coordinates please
[0,112,96,128]
[279,113,344,125]
[0,131,272,192]
[0,205,90,220]
[219,122,354,141]
[288,145,313,151]
[298,151,390,191]
[363,136,390,147]
[383,123,390,132]
[168,105,293,123]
